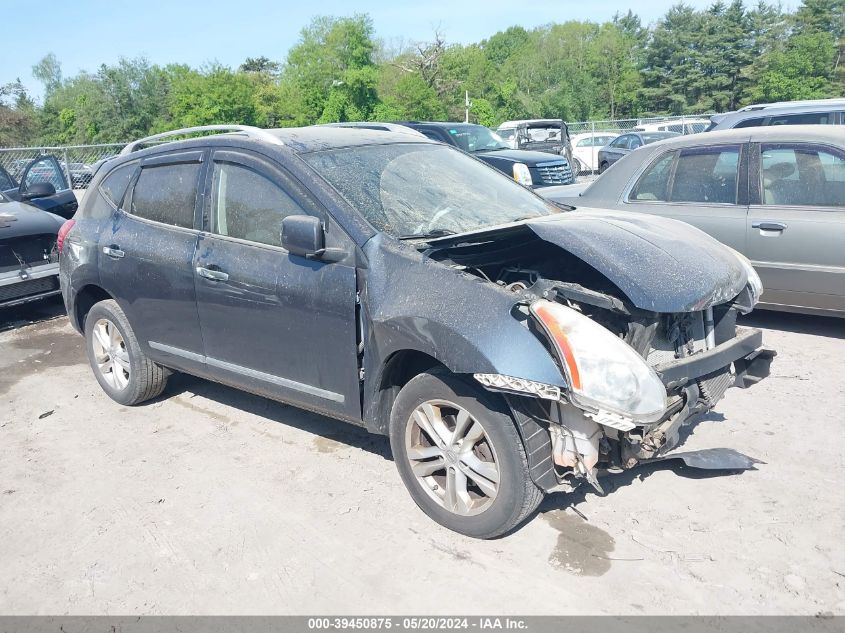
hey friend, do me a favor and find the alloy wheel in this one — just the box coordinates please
[91,318,130,391]
[405,400,500,516]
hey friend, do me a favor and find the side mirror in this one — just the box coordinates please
[282,215,324,257]
[21,182,56,200]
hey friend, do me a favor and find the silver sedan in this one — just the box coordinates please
[541,125,845,317]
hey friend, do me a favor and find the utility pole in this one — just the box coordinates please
[465,91,471,123]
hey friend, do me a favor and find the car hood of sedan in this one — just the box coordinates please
[0,200,64,239]
[523,209,747,312]
[476,149,568,164]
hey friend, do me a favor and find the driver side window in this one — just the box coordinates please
[24,157,67,191]
[0,167,13,190]
[210,162,310,248]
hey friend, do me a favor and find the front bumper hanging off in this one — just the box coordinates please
[652,326,775,390]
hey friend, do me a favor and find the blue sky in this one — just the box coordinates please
[2,0,723,99]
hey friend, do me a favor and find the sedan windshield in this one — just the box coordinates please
[304,143,555,238]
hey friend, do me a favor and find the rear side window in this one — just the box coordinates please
[129,163,200,229]
[769,112,833,126]
[734,117,765,129]
[210,162,310,247]
[670,145,740,204]
[99,163,136,207]
[630,152,676,201]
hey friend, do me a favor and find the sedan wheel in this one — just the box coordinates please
[405,400,500,516]
[91,318,130,391]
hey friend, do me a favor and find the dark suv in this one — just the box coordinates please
[395,122,575,188]
[59,125,772,538]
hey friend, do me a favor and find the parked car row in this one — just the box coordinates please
[6,98,842,538]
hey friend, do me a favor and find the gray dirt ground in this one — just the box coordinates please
[1,298,843,615]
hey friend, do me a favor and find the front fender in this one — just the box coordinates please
[361,234,565,432]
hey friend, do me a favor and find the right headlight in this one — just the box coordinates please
[530,300,667,423]
[726,247,763,306]
[512,163,533,186]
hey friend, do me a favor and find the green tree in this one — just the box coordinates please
[167,64,258,128]
[749,31,837,101]
[32,53,63,96]
[285,15,380,124]
[0,80,37,146]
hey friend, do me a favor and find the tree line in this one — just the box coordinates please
[0,0,842,147]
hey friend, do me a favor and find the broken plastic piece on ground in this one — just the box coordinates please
[648,447,764,470]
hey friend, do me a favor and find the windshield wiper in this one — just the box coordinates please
[398,228,458,241]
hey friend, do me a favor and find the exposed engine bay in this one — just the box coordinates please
[424,224,775,494]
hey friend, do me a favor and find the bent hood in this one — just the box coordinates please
[524,209,747,313]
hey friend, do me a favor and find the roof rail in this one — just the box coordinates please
[119,125,282,155]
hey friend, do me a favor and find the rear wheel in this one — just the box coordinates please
[570,157,584,178]
[390,371,543,538]
[84,300,168,406]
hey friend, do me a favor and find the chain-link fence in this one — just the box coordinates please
[0,143,124,192]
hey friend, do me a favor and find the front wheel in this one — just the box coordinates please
[570,157,583,178]
[598,161,609,174]
[389,371,544,538]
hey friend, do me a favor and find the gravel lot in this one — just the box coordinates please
[1,298,843,615]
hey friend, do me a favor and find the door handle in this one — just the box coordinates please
[196,266,229,282]
[102,245,125,259]
[752,221,787,231]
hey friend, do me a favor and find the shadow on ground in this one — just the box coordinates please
[152,371,392,460]
[0,296,66,333]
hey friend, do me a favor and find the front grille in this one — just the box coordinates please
[0,235,58,274]
[535,161,573,185]
[0,275,58,303]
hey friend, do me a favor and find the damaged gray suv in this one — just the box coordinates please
[59,125,774,538]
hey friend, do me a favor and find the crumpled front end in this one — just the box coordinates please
[502,298,774,494]
[419,211,774,493]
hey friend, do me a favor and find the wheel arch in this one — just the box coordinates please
[363,348,448,435]
[73,284,114,332]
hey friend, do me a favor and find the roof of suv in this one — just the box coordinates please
[265,126,434,152]
[120,125,435,160]
[709,102,844,129]
[628,124,845,150]
[737,97,845,112]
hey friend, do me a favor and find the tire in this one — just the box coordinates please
[389,371,544,539]
[570,158,583,178]
[598,161,609,174]
[84,299,168,406]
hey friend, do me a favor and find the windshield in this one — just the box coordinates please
[442,124,510,152]
[304,143,555,238]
